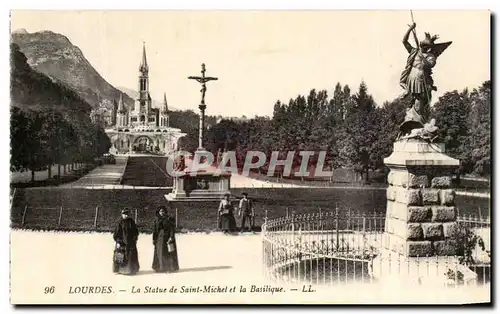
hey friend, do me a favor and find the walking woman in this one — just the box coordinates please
[218,193,236,234]
[152,206,179,273]
[112,208,140,275]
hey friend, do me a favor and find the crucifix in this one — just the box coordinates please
[188,63,218,150]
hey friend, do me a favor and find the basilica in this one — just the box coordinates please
[101,43,186,155]
[115,43,170,130]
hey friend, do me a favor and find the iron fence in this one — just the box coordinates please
[11,203,261,233]
[262,209,491,288]
[12,205,184,233]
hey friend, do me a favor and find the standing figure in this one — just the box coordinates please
[218,193,236,234]
[399,22,451,134]
[238,192,254,232]
[216,148,223,166]
[152,206,179,273]
[112,209,140,275]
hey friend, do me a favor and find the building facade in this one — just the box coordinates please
[104,43,186,155]
[90,99,117,128]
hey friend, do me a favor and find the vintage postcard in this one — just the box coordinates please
[9,10,491,305]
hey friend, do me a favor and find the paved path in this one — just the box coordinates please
[61,156,128,188]
[10,230,267,304]
[10,230,489,304]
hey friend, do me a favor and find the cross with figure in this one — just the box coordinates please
[188,63,219,151]
[188,63,218,107]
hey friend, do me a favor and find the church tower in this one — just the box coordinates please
[160,92,170,127]
[117,93,127,127]
[136,42,152,124]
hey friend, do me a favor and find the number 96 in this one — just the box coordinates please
[44,286,55,294]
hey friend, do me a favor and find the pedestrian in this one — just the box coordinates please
[218,193,236,234]
[238,192,254,232]
[152,206,179,273]
[112,208,140,275]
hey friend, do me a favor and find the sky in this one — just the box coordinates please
[10,10,490,117]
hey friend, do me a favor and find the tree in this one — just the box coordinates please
[169,110,217,152]
[10,43,114,182]
[432,89,472,173]
[23,110,47,181]
[338,82,379,182]
[10,107,30,172]
[466,81,491,176]
[374,97,410,169]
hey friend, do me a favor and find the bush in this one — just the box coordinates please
[447,222,487,265]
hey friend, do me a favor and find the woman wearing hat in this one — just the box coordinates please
[218,193,236,234]
[152,206,179,273]
[112,208,140,275]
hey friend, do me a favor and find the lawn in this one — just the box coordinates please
[10,187,489,233]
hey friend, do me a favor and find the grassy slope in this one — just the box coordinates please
[11,187,489,233]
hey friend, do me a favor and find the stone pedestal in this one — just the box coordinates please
[382,139,460,256]
[165,170,231,202]
[370,139,476,285]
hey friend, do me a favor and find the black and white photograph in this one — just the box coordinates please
[8,9,491,304]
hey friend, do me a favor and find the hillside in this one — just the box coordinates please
[10,28,231,153]
[10,42,90,118]
[11,29,134,109]
[10,42,110,173]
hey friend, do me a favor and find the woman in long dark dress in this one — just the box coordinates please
[218,193,236,234]
[112,209,140,275]
[152,206,179,273]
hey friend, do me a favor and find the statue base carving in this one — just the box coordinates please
[399,106,424,136]
[398,103,439,142]
[165,169,231,202]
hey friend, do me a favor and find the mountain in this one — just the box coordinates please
[10,42,90,116]
[11,29,134,109]
[10,29,217,153]
[117,86,178,111]
[10,42,111,172]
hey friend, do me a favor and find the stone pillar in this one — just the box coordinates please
[370,138,478,285]
[221,176,230,192]
[198,104,206,151]
[176,176,185,193]
[383,139,460,257]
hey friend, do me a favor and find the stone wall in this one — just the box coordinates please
[384,168,460,257]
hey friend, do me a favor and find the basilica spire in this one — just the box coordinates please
[118,93,125,113]
[138,42,150,103]
[163,92,168,113]
[139,41,148,72]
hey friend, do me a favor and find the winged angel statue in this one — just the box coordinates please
[398,18,452,140]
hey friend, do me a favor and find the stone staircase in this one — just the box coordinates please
[120,156,173,187]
